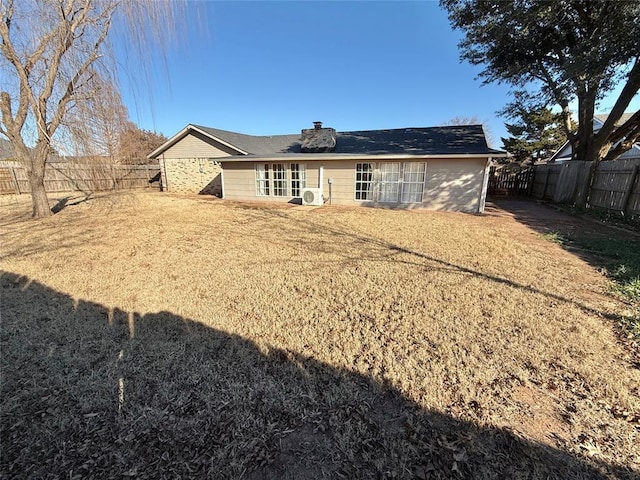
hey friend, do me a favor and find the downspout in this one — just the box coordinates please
[478,157,491,213]
[319,166,324,200]
[220,163,225,199]
[161,154,168,192]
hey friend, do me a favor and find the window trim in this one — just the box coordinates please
[352,161,427,204]
[400,162,427,204]
[377,162,401,203]
[290,163,307,197]
[272,163,288,197]
[255,163,270,196]
[256,163,307,198]
[354,162,375,201]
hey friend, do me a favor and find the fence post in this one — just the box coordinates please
[146,164,151,189]
[111,164,117,190]
[9,166,21,194]
[527,168,535,196]
[621,164,639,217]
[541,168,550,199]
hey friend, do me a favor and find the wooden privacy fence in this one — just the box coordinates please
[0,163,160,195]
[488,166,534,196]
[532,158,640,217]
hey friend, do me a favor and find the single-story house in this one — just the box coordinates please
[148,122,506,213]
[548,112,640,163]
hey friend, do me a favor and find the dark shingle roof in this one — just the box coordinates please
[193,125,301,155]
[336,126,498,155]
[188,124,502,157]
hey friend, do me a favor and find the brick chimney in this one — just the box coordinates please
[301,121,336,153]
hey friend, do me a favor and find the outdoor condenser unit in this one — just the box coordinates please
[301,187,323,206]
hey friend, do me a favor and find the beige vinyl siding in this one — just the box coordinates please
[223,162,322,202]
[421,158,487,212]
[222,162,272,201]
[328,158,486,212]
[315,161,352,201]
[220,158,488,212]
[162,131,238,159]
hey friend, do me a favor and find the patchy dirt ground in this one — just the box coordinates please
[485,198,640,243]
[1,192,638,479]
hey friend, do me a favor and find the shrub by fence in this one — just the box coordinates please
[0,162,160,195]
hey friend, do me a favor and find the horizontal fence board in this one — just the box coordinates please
[533,158,640,217]
[0,167,18,194]
[487,166,534,196]
[0,163,160,195]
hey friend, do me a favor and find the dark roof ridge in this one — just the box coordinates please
[191,123,485,139]
[340,125,484,134]
[191,124,298,140]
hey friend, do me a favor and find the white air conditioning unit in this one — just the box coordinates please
[301,187,323,206]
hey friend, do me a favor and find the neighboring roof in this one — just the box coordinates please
[149,123,504,159]
[594,112,635,128]
[549,111,640,162]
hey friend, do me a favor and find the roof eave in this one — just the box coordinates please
[219,152,506,162]
[147,124,249,159]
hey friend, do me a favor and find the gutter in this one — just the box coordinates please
[218,152,508,163]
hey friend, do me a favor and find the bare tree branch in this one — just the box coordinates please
[596,60,640,144]
[0,0,185,217]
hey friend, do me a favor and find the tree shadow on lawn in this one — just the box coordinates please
[1,271,635,479]
[487,198,639,317]
[230,203,625,325]
[50,193,93,214]
[486,198,640,259]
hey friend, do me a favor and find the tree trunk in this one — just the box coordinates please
[29,169,51,217]
[573,87,599,209]
[15,146,51,218]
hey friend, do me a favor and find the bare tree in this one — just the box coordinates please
[68,74,130,162]
[0,0,182,217]
[441,115,497,148]
[118,123,166,164]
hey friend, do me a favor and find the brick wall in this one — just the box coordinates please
[161,158,223,195]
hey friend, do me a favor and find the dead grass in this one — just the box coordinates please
[1,191,638,479]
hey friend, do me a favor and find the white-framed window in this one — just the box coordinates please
[355,163,375,200]
[400,162,426,203]
[256,163,305,197]
[377,162,400,202]
[272,163,287,196]
[290,164,306,197]
[255,163,270,196]
[353,161,426,203]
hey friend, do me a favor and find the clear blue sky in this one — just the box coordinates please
[117,1,638,148]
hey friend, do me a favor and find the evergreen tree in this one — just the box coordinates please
[501,108,568,164]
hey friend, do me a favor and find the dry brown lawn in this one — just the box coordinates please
[1,191,638,479]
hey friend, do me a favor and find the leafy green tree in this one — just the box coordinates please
[501,107,568,164]
[441,1,640,176]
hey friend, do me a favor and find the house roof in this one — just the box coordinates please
[336,126,500,155]
[594,112,635,128]
[149,123,504,159]
[549,111,640,162]
[193,125,301,155]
